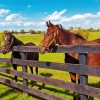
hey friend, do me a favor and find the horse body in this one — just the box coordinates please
[57,29,100,66]
[39,21,100,99]
[2,32,39,82]
[39,21,100,100]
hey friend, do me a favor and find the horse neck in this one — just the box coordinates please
[13,36,24,46]
[57,29,75,45]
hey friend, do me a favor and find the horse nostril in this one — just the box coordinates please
[38,47,46,54]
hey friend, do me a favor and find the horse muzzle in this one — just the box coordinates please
[1,47,8,54]
[39,45,54,54]
[39,46,47,54]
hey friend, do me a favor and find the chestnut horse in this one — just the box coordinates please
[39,21,100,99]
[2,31,39,82]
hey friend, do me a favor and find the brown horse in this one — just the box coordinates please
[2,31,39,82]
[39,21,100,98]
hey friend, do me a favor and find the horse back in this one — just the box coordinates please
[25,42,39,61]
[25,42,36,46]
[12,42,39,61]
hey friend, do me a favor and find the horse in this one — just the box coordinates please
[39,21,100,99]
[2,31,39,82]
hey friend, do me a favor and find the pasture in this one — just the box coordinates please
[0,32,100,100]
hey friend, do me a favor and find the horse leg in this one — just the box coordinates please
[69,72,77,100]
[29,66,33,74]
[35,67,38,75]
[78,74,80,84]
[65,53,78,100]
[13,64,17,82]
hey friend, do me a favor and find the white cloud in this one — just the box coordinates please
[60,13,93,22]
[45,9,100,22]
[27,5,31,8]
[5,14,27,21]
[44,10,100,29]
[45,9,67,21]
[0,9,100,30]
[0,21,45,27]
[0,9,10,16]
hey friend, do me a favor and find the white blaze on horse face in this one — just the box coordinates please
[45,30,47,34]
[5,36,8,41]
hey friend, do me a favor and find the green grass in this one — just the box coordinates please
[0,33,100,100]
[88,32,100,41]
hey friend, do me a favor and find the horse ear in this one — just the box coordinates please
[46,21,50,27]
[59,24,62,28]
[49,20,53,27]
[12,31,14,34]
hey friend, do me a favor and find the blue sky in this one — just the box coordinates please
[0,0,100,31]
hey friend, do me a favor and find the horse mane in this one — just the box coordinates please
[12,34,24,45]
[57,25,85,40]
[75,34,85,40]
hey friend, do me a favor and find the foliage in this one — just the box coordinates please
[29,29,36,34]
[20,29,25,34]
[74,27,89,40]
[68,27,74,31]
[0,32,4,46]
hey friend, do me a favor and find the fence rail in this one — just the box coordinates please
[0,58,100,77]
[13,44,100,53]
[0,45,100,100]
[0,67,100,98]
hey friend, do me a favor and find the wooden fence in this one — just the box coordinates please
[0,44,100,100]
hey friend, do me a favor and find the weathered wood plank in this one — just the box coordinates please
[79,53,88,100]
[13,58,100,77]
[0,77,65,100]
[20,52,28,90]
[13,44,100,53]
[0,58,100,77]
[0,58,11,63]
[0,67,100,98]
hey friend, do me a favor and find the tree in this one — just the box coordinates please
[0,31,5,46]
[37,31,42,34]
[87,28,94,32]
[29,29,36,34]
[68,27,74,31]
[75,27,89,40]
[20,29,25,34]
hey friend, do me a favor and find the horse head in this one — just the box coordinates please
[2,31,14,54]
[39,21,61,54]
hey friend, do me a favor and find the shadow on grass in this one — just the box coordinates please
[88,81,100,88]
[88,81,100,100]
[0,63,12,68]
[29,94,46,100]
[7,96,18,100]
[30,72,53,89]
[30,81,72,97]
[0,88,17,99]
[40,73,53,77]
[0,73,23,83]
[0,85,45,100]
[29,72,72,97]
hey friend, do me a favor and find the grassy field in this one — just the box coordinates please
[0,32,100,100]
[87,32,100,41]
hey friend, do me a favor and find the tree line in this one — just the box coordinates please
[68,27,100,40]
[14,29,45,34]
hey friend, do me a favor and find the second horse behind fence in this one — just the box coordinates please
[2,31,39,82]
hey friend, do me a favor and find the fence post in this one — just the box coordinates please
[20,52,28,93]
[79,53,88,100]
